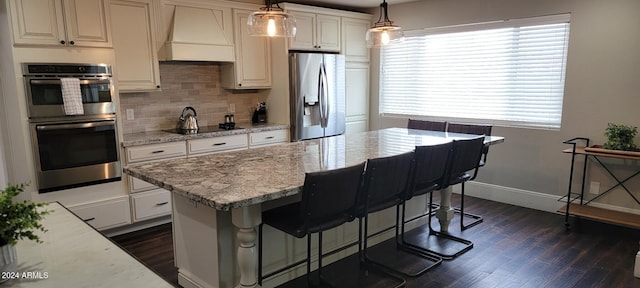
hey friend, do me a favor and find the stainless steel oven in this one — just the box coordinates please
[23,63,121,193]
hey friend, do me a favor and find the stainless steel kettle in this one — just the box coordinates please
[177,106,198,132]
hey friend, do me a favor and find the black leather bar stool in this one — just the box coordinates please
[258,162,366,287]
[407,119,447,132]
[357,151,441,278]
[399,141,469,260]
[447,123,493,230]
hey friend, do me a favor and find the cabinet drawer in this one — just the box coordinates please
[67,196,131,230]
[187,134,248,156]
[250,130,288,147]
[129,176,158,193]
[131,190,172,222]
[126,141,186,163]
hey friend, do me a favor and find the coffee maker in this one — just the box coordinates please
[252,102,267,124]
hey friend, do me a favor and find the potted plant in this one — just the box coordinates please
[0,183,49,283]
[603,123,638,151]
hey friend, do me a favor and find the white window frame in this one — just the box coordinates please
[379,14,571,129]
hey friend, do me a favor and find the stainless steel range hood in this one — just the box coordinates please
[163,5,235,62]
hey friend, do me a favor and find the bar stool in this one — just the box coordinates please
[447,123,493,230]
[357,151,442,278]
[407,119,447,132]
[258,162,366,287]
[399,141,468,260]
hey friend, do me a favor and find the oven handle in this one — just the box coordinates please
[36,120,115,131]
[29,79,111,85]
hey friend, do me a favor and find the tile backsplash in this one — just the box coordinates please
[119,62,266,134]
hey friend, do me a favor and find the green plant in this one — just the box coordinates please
[0,183,49,246]
[603,123,638,151]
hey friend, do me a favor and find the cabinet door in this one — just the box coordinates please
[9,0,66,46]
[111,0,161,92]
[315,14,340,52]
[62,0,112,47]
[222,9,271,89]
[342,17,369,62]
[345,62,369,134]
[288,11,315,50]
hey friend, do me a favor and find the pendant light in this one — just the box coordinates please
[366,0,404,48]
[247,0,296,37]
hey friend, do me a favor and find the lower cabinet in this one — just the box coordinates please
[131,189,172,222]
[249,130,289,148]
[67,196,132,230]
[187,134,248,156]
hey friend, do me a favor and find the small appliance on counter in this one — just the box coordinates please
[177,106,199,133]
[252,102,267,124]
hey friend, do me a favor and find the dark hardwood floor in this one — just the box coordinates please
[111,195,640,287]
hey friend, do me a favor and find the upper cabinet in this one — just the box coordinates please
[286,10,340,52]
[341,17,370,63]
[221,8,272,89]
[9,0,112,47]
[110,0,161,92]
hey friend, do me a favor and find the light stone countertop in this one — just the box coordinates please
[123,128,504,211]
[3,202,173,288]
[121,122,288,147]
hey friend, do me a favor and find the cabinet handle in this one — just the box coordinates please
[156,85,160,88]
[213,143,227,146]
[265,136,274,139]
[238,83,242,87]
[156,202,169,206]
[60,40,66,45]
[83,217,96,222]
[69,40,75,45]
[151,150,165,154]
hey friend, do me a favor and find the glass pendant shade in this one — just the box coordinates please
[247,1,296,37]
[366,0,404,48]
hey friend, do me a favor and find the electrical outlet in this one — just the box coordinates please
[589,181,600,195]
[126,109,135,120]
[229,103,236,113]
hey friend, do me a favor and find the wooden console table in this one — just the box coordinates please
[560,138,640,229]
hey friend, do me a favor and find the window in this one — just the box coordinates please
[380,14,570,129]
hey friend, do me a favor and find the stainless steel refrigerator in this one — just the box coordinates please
[289,52,346,141]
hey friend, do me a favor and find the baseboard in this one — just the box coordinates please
[457,181,640,216]
[103,215,172,237]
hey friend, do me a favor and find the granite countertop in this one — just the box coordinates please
[121,122,289,147]
[123,128,504,211]
[3,202,173,288]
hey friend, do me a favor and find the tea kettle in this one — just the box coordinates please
[177,106,198,132]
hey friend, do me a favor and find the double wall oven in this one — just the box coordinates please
[23,63,121,193]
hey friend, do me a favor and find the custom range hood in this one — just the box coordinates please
[163,5,235,62]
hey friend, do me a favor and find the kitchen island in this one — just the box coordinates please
[124,128,504,288]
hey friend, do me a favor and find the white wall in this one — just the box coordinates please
[369,0,640,212]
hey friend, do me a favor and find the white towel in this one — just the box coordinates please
[60,78,84,115]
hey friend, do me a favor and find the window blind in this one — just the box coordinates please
[380,14,570,129]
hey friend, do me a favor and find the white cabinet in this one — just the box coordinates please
[125,141,187,163]
[287,10,340,52]
[187,134,248,156]
[249,130,289,148]
[9,0,111,47]
[131,190,171,222]
[221,9,272,89]
[111,0,161,92]
[345,62,369,134]
[67,196,132,230]
[125,141,186,222]
[341,17,370,62]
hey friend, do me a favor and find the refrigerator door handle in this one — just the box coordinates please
[320,62,329,128]
[317,65,326,128]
